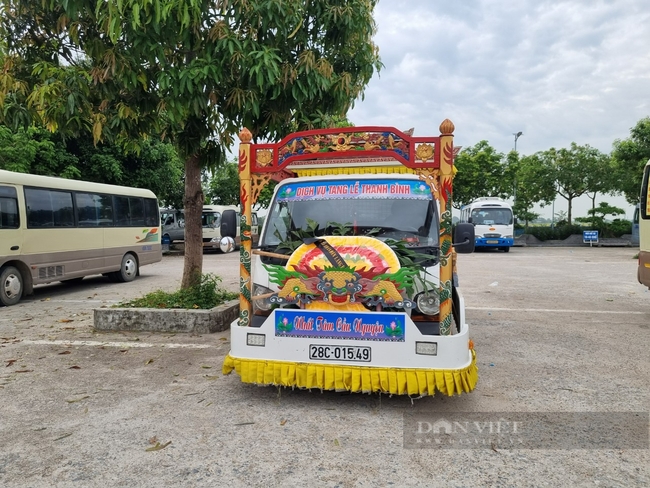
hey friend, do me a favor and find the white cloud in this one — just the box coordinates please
[349,0,650,217]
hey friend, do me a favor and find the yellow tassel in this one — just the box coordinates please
[294,166,414,177]
[222,350,478,396]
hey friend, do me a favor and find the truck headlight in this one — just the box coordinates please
[253,284,274,312]
[415,291,440,315]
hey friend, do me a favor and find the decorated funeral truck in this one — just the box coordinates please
[221,121,478,396]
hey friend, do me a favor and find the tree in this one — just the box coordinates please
[452,141,508,208]
[0,0,382,288]
[206,161,276,209]
[611,117,650,204]
[0,126,79,177]
[0,125,185,207]
[205,163,239,206]
[67,136,185,208]
[575,201,625,234]
[510,152,556,229]
[544,143,609,225]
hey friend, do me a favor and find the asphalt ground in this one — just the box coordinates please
[0,247,648,487]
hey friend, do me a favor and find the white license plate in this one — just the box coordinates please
[486,240,499,244]
[309,345,371,362]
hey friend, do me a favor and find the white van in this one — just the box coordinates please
[160,208,185,242]
[160,206,259,249]
[201,205,259,249]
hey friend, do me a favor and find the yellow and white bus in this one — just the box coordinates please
[638,160,650,289]
[0,169,162,306]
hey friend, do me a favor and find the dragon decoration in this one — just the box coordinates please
[264,236,417,312]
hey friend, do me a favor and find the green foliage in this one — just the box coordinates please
[543,143,611,224]
[268,218,435,293]
[328,221,354,236]
[575,201,624,229]
[383,238,437,293]
[0,126,185,208]
[510,151,555,228]
[513,207,540,226]
[274,218,322,253]
[1,0,381,155]
[205,160,277,209]
[607,219,632,237]
[529,219,631,240]
[453,141,508,208]
[528,224,585,241]
[611,117,650,204]
[117,274,237,309]
[575,202,630,237]
[0,0,382,288]
[205,162,240,206]
[0,126,80,177]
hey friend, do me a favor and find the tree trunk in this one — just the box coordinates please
[181,153,204,289]
[567,197,573,225]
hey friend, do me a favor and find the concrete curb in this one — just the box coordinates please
[93,299,239,334]
[514,234,632,248]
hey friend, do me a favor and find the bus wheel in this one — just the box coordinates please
[502,246,510,253]
[115,253,138,283]
[1,266,23,306]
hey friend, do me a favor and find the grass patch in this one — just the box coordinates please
[117,274,238,309]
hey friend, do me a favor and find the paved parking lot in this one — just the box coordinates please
[0,247,648,487]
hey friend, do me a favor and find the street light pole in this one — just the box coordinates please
[513,131,523,152]
[512,132,523,221]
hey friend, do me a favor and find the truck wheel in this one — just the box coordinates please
[113,253,138,283]
[1,266,23,306]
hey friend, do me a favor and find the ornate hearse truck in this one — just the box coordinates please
[221,121,477,396]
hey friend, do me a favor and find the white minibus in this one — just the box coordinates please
[0,170,162,306]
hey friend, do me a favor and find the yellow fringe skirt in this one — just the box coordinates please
[222,350,477,396]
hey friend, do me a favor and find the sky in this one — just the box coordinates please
[348,0,650,220]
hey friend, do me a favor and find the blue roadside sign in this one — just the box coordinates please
[582,230,599,243]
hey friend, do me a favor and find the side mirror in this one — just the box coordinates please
[467,216,473,224]
[220,209,237,239]
[453,222,475,254]
[219,236,236,253]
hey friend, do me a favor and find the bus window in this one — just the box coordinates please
[0,186,19,229]
[76,193,114,226]
[25,188,74,228]
[115,196,147,226]
[144,198,159,226]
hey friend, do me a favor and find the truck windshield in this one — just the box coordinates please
[261,178,440,249]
